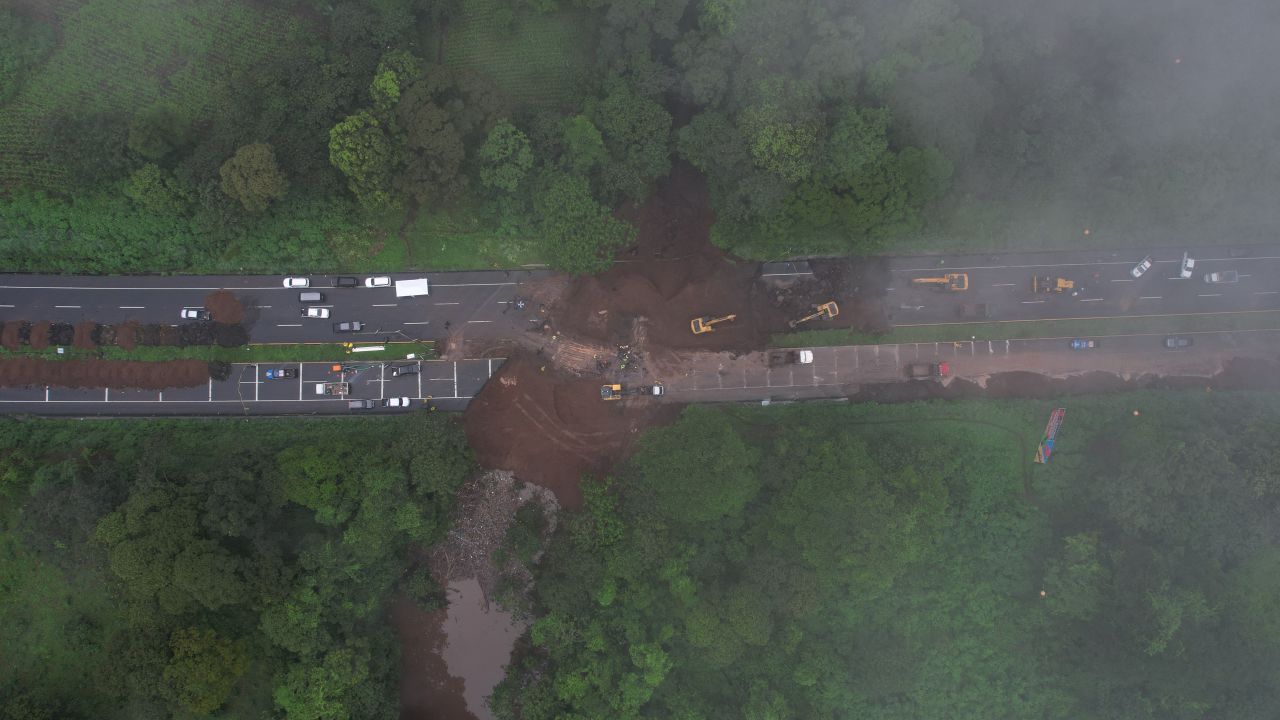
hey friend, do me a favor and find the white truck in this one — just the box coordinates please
[768,350,814,367]
[394,278,431,298]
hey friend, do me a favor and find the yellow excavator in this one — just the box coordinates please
[788,300,840,329]
[600,384,623,401]
[912,273,969,291]
[690,314,737,334]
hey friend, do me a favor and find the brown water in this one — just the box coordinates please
[396,578,526,720]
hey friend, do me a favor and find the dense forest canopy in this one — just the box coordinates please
[0,415,473,719]
[495,395,1280,719]
[1,0,1277,273]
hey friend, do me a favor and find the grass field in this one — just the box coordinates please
[0,0,295,191]
[773,309,1280,347]
[440,0,597,111]
[406,206,545,270]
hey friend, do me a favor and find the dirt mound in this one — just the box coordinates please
[0,359,209,389]
[463,353,680,509]
[204,290,244,324]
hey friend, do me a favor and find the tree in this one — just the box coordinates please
[161,627,248,715]
[124,164,189,216]
[1043,533,1106,620]
[590,82,672,201]
[478,121,534,194]
[329,110,399,209]
[534,172,635,275]
[561,115,607,174]
[219,143,289,213]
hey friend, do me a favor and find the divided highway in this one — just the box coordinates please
[884,247,1280,325]
[0,269,550,342]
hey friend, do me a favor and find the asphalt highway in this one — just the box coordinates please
[0,269,550,342]
[884,245,1280,325]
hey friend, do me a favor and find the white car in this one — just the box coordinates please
[365,276,392,288]
[382,397,413,408]
[283,277,309,288]
[1179,252,1195,279]
[301,307,330,319]
[180,308,210,320]
[1131,256,1153,278]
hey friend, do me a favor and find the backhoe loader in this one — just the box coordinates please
[788,301,840,329]
[690,314,737,334]
[912,273,969,291]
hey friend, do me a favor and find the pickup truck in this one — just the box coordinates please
[264,368,297,380]
[768,350,815,367]
[906,362,950,379]
[315,382,350,396]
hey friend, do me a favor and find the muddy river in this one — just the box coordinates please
[395,577,526,720]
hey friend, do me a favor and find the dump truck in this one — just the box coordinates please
[768,350,815,367]
[314,382,350,396]
[912,273,968,291]
[906,362,950,379]
[1033,276,1077,294]
[957,303,990,319]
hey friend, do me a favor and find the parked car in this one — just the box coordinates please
[299,291,325,303]
[381,397,413,408]
[1179,252,1195,279]
[301,307,330,319]
[1069,338,1097,350]
[348,399,377,409]
[1204,270,1240,284]
[1130,256,1153,278]
[365,276,392,288]
[332,321,364,333]
[179,308,210,320]
[264,368,298,380]
[332,276,359,288]
[1164,336,1194,349]
[283,277,309,288]
[391,364,420,377]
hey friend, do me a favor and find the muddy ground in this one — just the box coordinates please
[0,358,210,389]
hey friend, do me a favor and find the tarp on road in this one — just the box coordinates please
[395,278,431,297]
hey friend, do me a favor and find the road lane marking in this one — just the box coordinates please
[1255,291,1279,295]
[119,306,145,309]
[404,321,430,325]
[276,323,302,327]
[893,307,1280,327]
[1198,293,1223,297]
[453,362,458,398]
[1079,298,1104,302]
[54,305,80,308]
[1139,296,1163,300]
[895,255,1280,272]
[432,282,517,288]
[992,283,1016,287]
[258,305,271,308]
[467,320,493,323]
[0,304,13,308]
[1020,300,1045,304]
[1241,274,1252,278]
[1110,279,1133,283]
[372,303,397,307]
[435,302,460,306]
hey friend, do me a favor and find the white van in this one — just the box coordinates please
[394,278,430,298]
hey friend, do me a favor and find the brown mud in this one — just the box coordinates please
[0,359,209,389]
[463,353,679,509]
[204,289,244,324]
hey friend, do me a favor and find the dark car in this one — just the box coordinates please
[391,364,420,377]
[332,321,364,333]
[332,276,359,288]
[1164,336,1193,349]
[348,399,376,409]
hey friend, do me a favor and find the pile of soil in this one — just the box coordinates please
[463,353,681,509]
[0,358,209,389]
[204,290,244,324]
[1,321,23,351]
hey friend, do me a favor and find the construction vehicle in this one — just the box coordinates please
[906,362,950,379]
[314,382,350,396]
[601,384,664,400]
[768,350,815,367]
[1032,276,1077,294]
[788,301,839,329]
[912,273,968,291]
[690,314,736,334]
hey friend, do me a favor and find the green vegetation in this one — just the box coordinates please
[774,309,1280,347]
[496,393,1280,719]
[0,415,473,718]
[0,341,436,363]
[441,0,598,111]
